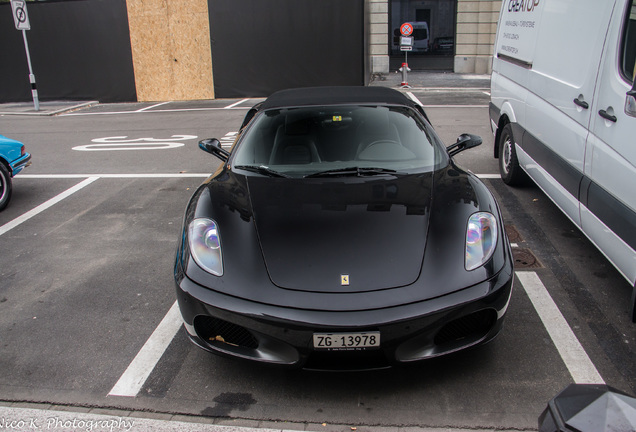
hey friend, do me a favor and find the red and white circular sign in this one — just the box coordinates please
[400,22,413,37]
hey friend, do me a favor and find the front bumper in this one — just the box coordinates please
[10,153,32,176]
[175,261,513,370]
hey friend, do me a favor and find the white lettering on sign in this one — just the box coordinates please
[73,135,198,151]
[507,0,540,12]
[498,0,543,65]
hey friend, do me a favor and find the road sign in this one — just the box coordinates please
[10,0,31,31]
[400,36,413,51]
[400,22,413,37]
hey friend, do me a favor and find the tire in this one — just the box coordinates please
[498,123,527,186]
[0,162,12,212]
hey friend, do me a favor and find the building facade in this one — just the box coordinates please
[369,0,502,76]
[1,0,502,103]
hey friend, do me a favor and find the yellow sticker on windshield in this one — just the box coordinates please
[333,116,342,122]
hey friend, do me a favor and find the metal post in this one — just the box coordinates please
[21,29,39,111]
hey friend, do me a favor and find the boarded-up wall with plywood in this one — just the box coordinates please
[126,0,215,101]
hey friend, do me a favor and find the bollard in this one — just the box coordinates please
[399,62,411,88]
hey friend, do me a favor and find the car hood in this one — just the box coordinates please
[0,134,24,162]
[247,174,433,293]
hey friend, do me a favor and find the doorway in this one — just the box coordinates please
[389,0,457,70]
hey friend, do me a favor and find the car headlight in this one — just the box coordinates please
[188,218,223,276]
[465,212,498,271]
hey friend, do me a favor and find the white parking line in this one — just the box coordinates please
[516,271,604,384]
[16,173,498,179]
[224,98,250,109]
[109,301,183,397]
[0,177,99,237]
[61,106,252,116]
[137,102,170,112]
[18,173,210,179]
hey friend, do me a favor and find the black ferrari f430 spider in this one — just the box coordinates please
[174,87,513,370]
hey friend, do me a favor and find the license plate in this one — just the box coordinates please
[313,332,380,351]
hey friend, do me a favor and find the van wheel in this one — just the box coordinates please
[0,163,12,211]
[499,124,526,186]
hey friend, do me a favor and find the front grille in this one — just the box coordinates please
[194,316,259,349]
[434,310,496,346]
[304,349,390,371]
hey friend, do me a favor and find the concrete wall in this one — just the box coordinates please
[454,0,501,74]
[125,0,215,101]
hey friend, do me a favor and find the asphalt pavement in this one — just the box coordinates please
[0,71,593,432]
[0,100,98,116]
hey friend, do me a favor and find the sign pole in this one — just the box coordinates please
[399,23,413,88]
[11,0,39,112]
[21,29,39,111]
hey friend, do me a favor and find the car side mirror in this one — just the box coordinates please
[447,133,482,157]
[625,81,636,117]
[199,138,230,162]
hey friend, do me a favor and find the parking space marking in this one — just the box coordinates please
[516,271,604,384]
[18,174,210,179]
[17,173,498,180]
[109,301,183,397]
[137,102,170,112]
[62,106,252,117]
[224,98,250,109]
[0,177,99,237]
[72,135,198,152]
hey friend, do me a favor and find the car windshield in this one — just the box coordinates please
[232,105,445,178]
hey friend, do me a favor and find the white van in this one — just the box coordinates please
[410,22,430,52]
[489,0,636,321]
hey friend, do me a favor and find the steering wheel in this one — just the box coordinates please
[357,140,399,159]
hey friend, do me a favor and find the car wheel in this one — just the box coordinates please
[0,163,12,211]
[498,123,526,186]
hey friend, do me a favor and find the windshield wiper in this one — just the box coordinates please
[304,166,404,178]
[234,165,290,178]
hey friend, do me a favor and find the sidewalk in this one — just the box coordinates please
[0,403,527,432]
[369,70,491,90]
[0,100,97,116]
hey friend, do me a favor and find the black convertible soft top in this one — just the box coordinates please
[260,86,418,110]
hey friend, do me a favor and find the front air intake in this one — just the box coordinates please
[194,316,259,349]
[434,309,496,347]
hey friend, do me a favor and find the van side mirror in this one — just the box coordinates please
[447,133,482,157]
[199,138,230,162]
[625,82,636,117]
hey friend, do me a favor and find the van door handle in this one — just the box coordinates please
[573,98,589,109]
[599,109,617,122]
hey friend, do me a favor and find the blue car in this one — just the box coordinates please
[0,134,32,211]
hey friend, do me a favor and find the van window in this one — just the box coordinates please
[622,0,636,83]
